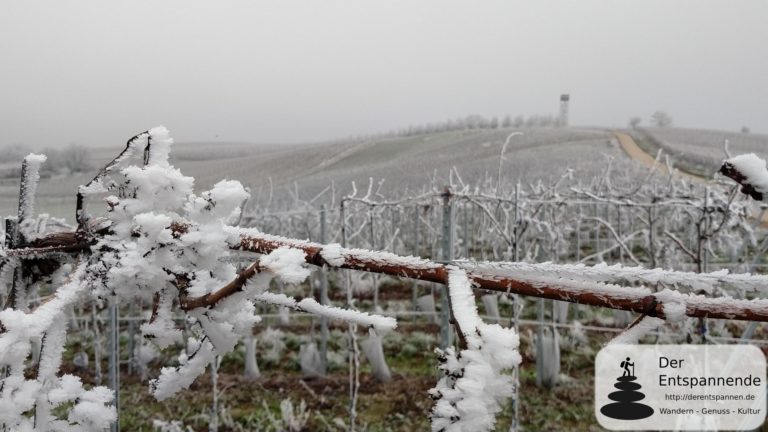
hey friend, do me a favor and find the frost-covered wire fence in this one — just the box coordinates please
[243,172,761,275]
[9,204,768,320]
[235,163,768,349]
[221,139,768,429]
[2,127,768,431]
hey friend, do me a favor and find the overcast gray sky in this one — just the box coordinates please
[1,1,766,147]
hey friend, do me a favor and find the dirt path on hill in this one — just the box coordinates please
[614,131,768,227]
[613,131,707,184]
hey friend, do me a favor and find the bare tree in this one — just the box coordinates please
[39,147,62,177]
[465,114,486,129]
[0,143,31,163]
[628,117,642,129]
[61,143,92,173]
[650,111,673,128]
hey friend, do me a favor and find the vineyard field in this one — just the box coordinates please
[0,128,625,220]
[637,127,768,178]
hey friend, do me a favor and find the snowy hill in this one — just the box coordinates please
[635,127,768,178]
[0,127,629,219]
[171,128,623,205]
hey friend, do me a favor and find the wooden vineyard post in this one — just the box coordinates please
[594,202,600,259]
[7,155,41,311]
[319,205,329,375]
[535,202,549,388]
[369,209,379,311]
[703,187,711,273]
[341,199,359,431]
[535,294,545,388]
[616,204,623,263]
[210,356,219,432]
[440,189,454,349]
[92,304,103,384]
[127,302,136,376]
[575,204,583,323]
[3,217,18,308]
[512,183,519,262]
[412,206,420,322]
[462,203,470,259]
[649,185,658,268]
[108,299,120,432]
[510,182,522,431]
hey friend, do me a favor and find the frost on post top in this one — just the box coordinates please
[18,153,47,222]
[721,153,768,201]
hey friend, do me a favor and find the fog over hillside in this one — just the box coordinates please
[4,3,768,431]
[1,1,766,149]
[0,126,647,218]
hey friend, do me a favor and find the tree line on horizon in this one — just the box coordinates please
[336,112,566,144]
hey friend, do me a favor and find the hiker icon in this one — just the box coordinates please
[621,357,634,377]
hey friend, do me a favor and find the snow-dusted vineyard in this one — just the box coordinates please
[2,127,768,431]
[0,128,632,221]
[639,127,768,177]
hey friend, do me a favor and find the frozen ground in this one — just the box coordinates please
[0,127,641,219]
[639,127,768,177]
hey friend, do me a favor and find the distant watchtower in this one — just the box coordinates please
[559,94,570,127]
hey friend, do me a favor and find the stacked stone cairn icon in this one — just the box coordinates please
[600,374,654,420]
